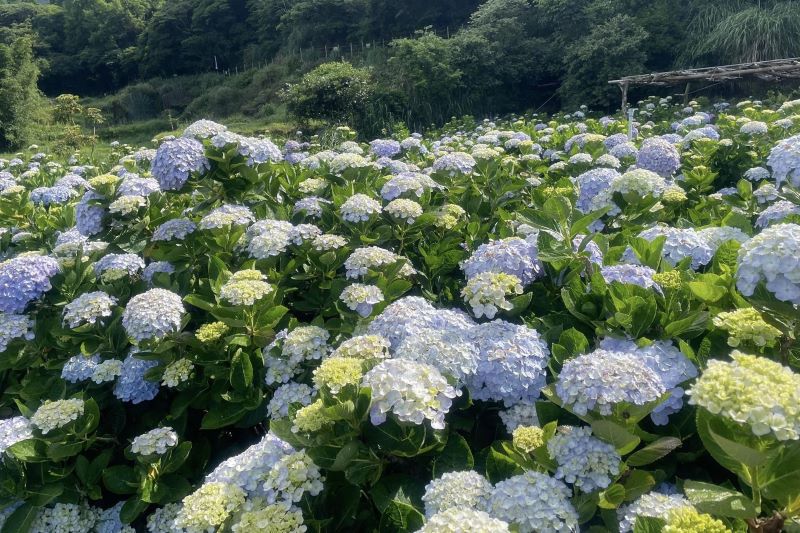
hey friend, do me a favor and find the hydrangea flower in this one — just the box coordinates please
[0,312,34,353]
[417,508,510,533]
[313,357,364,394]
[282,326,330,363]
[688,351,800,440]
[292,399,329,433]
[606,169,667,206]
[395,328,478,383]
[600,264,662,293]
[0,416,33,454]
[513,425,544,452]
[461,237,542,285]
[91,358,123,383]
[198,204,254,230]
[108,195,146,216]
[370,139,401,158]
[345,247,416,279]
[267,383,315,420]
[697,226,749,253]
[93,253,145,281]
[262,450,324,505]
[63,291,116,329]
[556,348,666,416]
[151,137,210,191]
[340,194,382,222]
[29,503,97,533]
[152,218,196,241]
[755,200,800,228]
[293,196,331,218]
[311,233,348,251]
[329,153,372,174]
[574,168,619,215]
[362,359,460,429]
[331,334,391,360]
[95,502,135,533]
[617,491,692,533]
[385,198,423,223]
[160,358,193,388]
[636,138,681,177]
[628,226,713,270]
[196,321,229,343]
[381,172,440,200]
[122,288,185,342]
[30,398,85,434]
[173,482,246,532]
[0,254,60,313]
[367,296,474,349]
[113,351,160,404]
[131,427,179,456]
[220,269,273,306]
[340,283,384,317]
[500,402,540,432]
[30,185,78,206]
[767,134,800,187]
[211,132,283,165]
[736,223,800,304]
[231,503,306,533]
[466,320,549,406]
[143,261,175,285]
[182,119,227,139]
[489,472,578,533]
[462,272,522,319]
[243,219,295,259]
[422,471,493,518]
[61,354,101,383]
[432,152,476,175]
[662,506,729,533]
[117,176,160,197]
[547,426,621,492]
[744,166,771,182]
[205,433,294,497]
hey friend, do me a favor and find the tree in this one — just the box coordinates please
[0,29,43,150]
[284,61,375,125]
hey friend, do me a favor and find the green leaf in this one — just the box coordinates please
[598,484,626,509]
[229,350,254,392]
[183,294,214,311]
[102,465,139,495]
[591,420,641,455]
[7,439,48,463]
[27,483,64,506]
[708,427,767,468]
[431,433,474,477]
[683,480,757,519]
[1,503,37,533]
[695,408,749,478]
[622,470,656,501]
[626,437,682,467]
[162,442,192,474]
[760,441,800,505]
[378,500,424,533]
[46,441,84,462]
[688,281,727,303]
[485,442,524,483]
[633,516,666,533]
[200,401,249,429]
[119,496,149,524]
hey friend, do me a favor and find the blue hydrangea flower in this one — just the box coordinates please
[75,191,106,236]
[627,226,713,270]
[767,134,800,187]
[143,261,175,284]
[636,137,681,177]
[61,354,101,383]
[122,288,185,342]
[369,139,401,158]
[93,253,145,279]
[0,416,33,455]
[461,237,542,286]
[152,218,197,241]
[204,433,294,498]
[152,137,209,191]
[547,426,621,492]
[432,152,476,175]
[30,186,78,206]
[0,255,60,313]
[756,200,800,228]
[574,168,619,214]
[114,351,160,404]
[600,264,662,293]
[466,320,549,406]
[489,472,578,533]
[0,313,35,352]
[117,176,160,197]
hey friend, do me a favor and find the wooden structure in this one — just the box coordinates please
[609,58,800,112]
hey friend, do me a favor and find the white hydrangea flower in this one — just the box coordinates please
[162,358,194,387]
[617,491,692,533]
[547,426,621,492]
[30,399,85,435]
[311,233,348,251]
[131,427,179,456]
[417,508,511,533]
[282,326,330,363]
[340,194,382,222]
[340,284,384,317]
[122,288,185,342]
[736,223,800,304]
[362,359,460,429]
[91,359,123,384]
[173,482,246,533]
[489,471,578,533]
[461,272,522,319]
[262,450,325,505]
[345,247,416,279]
[147,503,182,533]
[0,416,33,454]
[108,195,146,215]
[220,269,273,306]
[422,471,492,518]
[385,198,423,223]
[331,334,391,360]
[29,503,97,533]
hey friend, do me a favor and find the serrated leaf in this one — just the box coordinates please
[627,437,682,467]
[684,480,757,519]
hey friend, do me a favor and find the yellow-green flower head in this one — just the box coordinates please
[652,270,682,290]
[331,334,390,360]
[196,321,229,343]
[541,185,574,198]
[220,269,273,306]
[173,482,246,532]
[688,351,800,440]
[88,174,120,196]
[512,425,544,453]
[312,357,364,394]
[231,503,306,533]
[712,308,782,348]
[714,307,781,347]
[291,399,330,434]
[662,185,687,204]
[663,506,730,533]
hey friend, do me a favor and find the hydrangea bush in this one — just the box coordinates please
[1,104,800,533]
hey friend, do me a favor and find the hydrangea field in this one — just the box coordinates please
[2,96,800,533]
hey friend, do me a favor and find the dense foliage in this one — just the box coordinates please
[2,95,800,532]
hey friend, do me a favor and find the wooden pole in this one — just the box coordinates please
[620,82,629,115]
[683,82,691,106]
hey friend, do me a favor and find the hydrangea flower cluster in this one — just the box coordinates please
[697,226,749,253]
[130,426,179,456]
[385,198,423,223]
[151,137,210,191]
[512,425,544,452]
[417,508,511,533]
[362,359,460,429]
[220,269,273,306]
[662,506,729,533]
[488,471,578,533]
[330,334,391,360]
[688,351,800,440]
[152,217,197,241]
[755,200,800,228]
[231,503,307,533]
[262,449,324,505]
[556,348,666,416]
[122,288,184,342]
[161,358,194,387]
[91,358,123,383]
[422,471,492,519]
[432,152,476,175]
[395,328,478,383]
[574,168,619,215]
[340,283,384,316]
[461,272,523,319]
[345,247,416,279]
[546,426,621,492]
[93,253,145,281]
[617,491,692,533]
[173,482,246,532]
[767,133,800,187]
[0,312,35,352]
[29,503,97,533]
[736,223,800,304]
[600,264,661,293]
[381,172,440,200]
[712,308,782,347]
[0,416,33,454]
[267,382,315,419]
[62,291,116,328]
[312,357,364,393]
[340,194,382,222]
[204,433,294,497]
[198,204,255,230]
[630,225,713,270]
[635,137,681,177]
[30,398,85,434]
[113,352,160,404]
[0,254,60,313]
[461,237,542,285]
[61,354,100,382]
